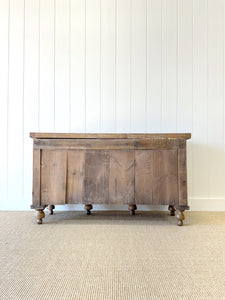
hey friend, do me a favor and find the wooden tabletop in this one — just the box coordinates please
[30,132,191,140]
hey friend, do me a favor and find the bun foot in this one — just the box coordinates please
[176,210,185,226]
[128,204,137,215]
[35,209,45,224]
[168,205,176,216]
[84,204,93,215]
[48,205,55,215]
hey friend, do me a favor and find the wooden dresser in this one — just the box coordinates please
[30,133,191,226]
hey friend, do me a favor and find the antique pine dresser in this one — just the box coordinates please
[30,133,191,226]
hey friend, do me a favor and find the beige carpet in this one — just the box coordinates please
[0,211,225,300]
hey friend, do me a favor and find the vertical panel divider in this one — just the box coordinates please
[134,150,136,204]
[65,150,68,204]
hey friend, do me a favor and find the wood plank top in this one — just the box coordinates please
[30,132,191,140]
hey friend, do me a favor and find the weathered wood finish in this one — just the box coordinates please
[135,150,153,204]
[32,147,41,208]
[109,150,134,204]
[30,132,191,140]
[41,150,67,205]
[152,150,178,205]
[84,150,109,204]
[31,133,191,225]
[178,147,188,206]
[67,150,85,203]
[33,138,186,151]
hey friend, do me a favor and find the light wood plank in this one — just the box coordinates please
[109,150,134,204]
[153,150,178,205]
[34,138,186,151]
[30,132,191,139]
[84,150,109,204]
[32,148,41,208]
[67,150,85,203]
[41,150,67,205]
[135,151,153,204]
[178,148,187,206]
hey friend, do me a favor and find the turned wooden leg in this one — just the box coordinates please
[35,209,45,224]
[128,204,137,215]
[176,210,185,226]
[48,205,55,215]
[168,205,176,216]
[84,204,93,215]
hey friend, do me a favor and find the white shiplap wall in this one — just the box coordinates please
[0,0,224,211]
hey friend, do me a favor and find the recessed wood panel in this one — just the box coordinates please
[32,149,41,208]
[153,150,178,205]
[84,150,110,204]
[109,150,134,204]
[67,150,85,204]
[41,150,67,205]
[178,148,187,206]
[135,150,153,204]
[34,138,186,150]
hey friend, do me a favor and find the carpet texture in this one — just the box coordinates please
[0,211,224,300]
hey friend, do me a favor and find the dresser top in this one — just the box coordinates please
[30,133,191,140]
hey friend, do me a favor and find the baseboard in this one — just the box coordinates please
[188,197,225,211]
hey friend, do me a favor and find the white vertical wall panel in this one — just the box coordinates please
[192,0,208,198]
[85,0,101,132]
[0,0,225,210]
[0,0,9,207]
[55,0,70,132]
[39,0,55,132]
[177,0,193,133]
[23,0,39,202]
[7,0,24,204]
[70,0,85,132]
[146,0,162,133]
[161,0,177,132]
[116,0,131,132]
[101,0,116,132]
[177,0,193,197]
[131,0,146,133]
[207,0,224,197]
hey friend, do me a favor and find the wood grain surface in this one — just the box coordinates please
[178,148,188,206]
[67,150,85,204]
[84,150,110,204]
[30,132,191,140]
[109,150,135,204]
[33,138,186,150]
[152,150,178,205]
[31,134,189,212]
[41,150,67,205]
[135,150,153,204]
